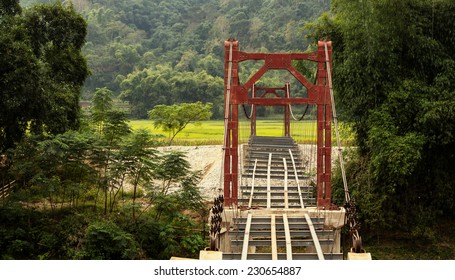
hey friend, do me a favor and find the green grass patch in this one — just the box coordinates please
[129,119,354,146]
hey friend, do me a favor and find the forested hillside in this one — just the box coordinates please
[21,0,330,118]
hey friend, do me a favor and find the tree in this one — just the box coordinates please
[9,130,97,210]
[0,0,21,18]
[89,87,130,215]
[118,65,174,119]
[148,102,213,145]
[0,16,40,152]
[154,151,191,196]
[119,65,223,119]
[91,87,114,129]
[0,2,89,152]
[116,129,158,218]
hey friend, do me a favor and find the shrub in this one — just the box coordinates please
[81,220,140,259]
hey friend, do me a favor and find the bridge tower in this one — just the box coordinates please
[222,40,333,208]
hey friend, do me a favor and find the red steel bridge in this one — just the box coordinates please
[206,39,368,260]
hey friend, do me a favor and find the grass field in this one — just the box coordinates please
[130,120,225,145]
[129,119,353,146]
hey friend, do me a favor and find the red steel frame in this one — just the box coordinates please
[250,84,290,137]
[223,40,333,208]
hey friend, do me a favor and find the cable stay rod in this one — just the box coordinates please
[285,82,309,121]
[223,40,234,150]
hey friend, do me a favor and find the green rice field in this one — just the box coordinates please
[129,119,354,146]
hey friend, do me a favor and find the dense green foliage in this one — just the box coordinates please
[119,66,224,118]
[1,88,207,259]
[0,1,89,152]
[21,0,330,119]
[308,0,455,238]
[79,0,329,90]
[1,0,21,16]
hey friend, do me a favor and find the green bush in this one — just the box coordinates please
[0,203,43,259]
[81,220,140,259]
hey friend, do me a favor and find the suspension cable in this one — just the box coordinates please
[223,40,234,149]
[286,83,309,121]
[324,42,350,203]
[241,83,256,119]
[289,104,310,121]
[220,40,234,190]
[241,104,254,119]
[324,42,364,252]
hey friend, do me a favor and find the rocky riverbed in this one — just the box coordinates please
[158,144,342,200]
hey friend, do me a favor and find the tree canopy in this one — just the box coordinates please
[0,2,89,152]
[148,102,213,145]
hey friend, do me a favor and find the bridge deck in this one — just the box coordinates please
[221,136,344,260]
